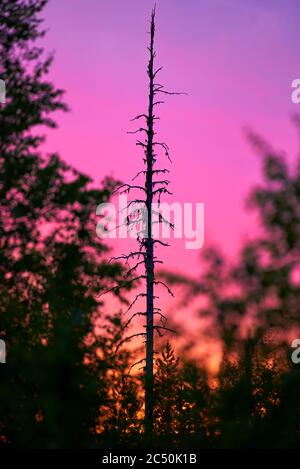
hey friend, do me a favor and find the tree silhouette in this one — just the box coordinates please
[0,0,130,447]
[159,119,300,447]
[113,7,183,435]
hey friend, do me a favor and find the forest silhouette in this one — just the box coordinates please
[1,0,300,449]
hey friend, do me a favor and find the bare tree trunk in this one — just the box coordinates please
[112,6,181,438]
[144,10,155,435]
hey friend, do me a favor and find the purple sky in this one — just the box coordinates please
[42,0,300,274]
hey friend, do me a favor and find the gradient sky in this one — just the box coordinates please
[42,0,300,276]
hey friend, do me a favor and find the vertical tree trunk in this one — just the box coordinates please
[145,10,155,436]
[114,6,177,436]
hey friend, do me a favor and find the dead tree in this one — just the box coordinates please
[110,7,183,435]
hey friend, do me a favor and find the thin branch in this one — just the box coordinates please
[132,170,147,181]
[119,199,147,212]
[127,128,148,135]
[153,325,176,334]
[131,113,148,121]
[152,187,173,197]
[113,183,146,194]
[153,169,170,175]
[126,260,146,277]
[109,252,146,263]
[152,179,170,186]
[96,276,141,298]
[124,292,147,314]
[153,280,174,297]
[153,66,163,77]
[157,90,188,96]
[128,358,146,374]
[115,332,147,354]
[153,239,170,247]
[122,312,147,330]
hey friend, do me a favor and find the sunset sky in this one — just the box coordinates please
[42,0,300,276]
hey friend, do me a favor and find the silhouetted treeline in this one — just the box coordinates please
[0,0,131,448]
[159,124,300,448]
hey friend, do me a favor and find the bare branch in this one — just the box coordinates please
[153,260,163,266]
[122,311,147,330]
[152,180,170,186]
[131,114,148,121]
[154,141,169,150]
[109,252,146,264]
[152,210,174,229]
[126,260,146,277]
[153,325,176,334]
[132,170,147,181]
[128,358,146,374]
[119,199,147,212]
[115,332,147,354]
[153,142,172,162]
[153,280,174,297]
[113,183,146,194]
[154,311,167,323]
[96,276,141,298]
[153,66,163,77]
[157,90,188,96]
[153,240,170,247]
[124,292,147,315]
[152,187,173,197]
[153,169,169,175]
[127,128,148,135]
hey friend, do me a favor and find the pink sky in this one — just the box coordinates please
[42,0,300,276]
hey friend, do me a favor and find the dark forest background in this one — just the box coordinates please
[1,0,300,449]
